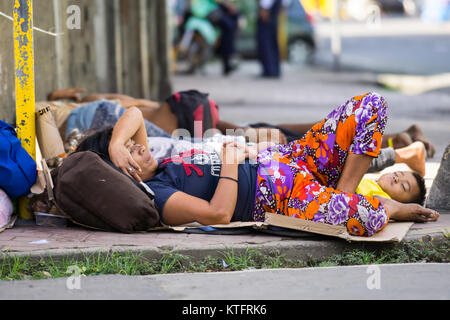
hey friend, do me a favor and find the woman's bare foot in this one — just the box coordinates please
[406,124,436,158]
[395,141,426,177]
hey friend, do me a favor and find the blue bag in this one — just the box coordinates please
[0,120,37,198]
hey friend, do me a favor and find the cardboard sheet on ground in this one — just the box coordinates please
[166,213,413,243]
[263,213,413,242]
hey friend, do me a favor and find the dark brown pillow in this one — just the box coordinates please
[52,151,160,233]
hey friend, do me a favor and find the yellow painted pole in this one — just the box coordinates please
[13,0,36,159]
[13,0,36,219]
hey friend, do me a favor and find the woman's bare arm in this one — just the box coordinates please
[162,163,239,226]
[82,93,160,110]
[376,196,439,223]
[82,93,136,103]
[48,88,86,102]
[108,107,149,181]
[162,142,248,226]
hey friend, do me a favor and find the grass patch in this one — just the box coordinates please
[0,239,448,281]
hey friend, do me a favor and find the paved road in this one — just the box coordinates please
[1,263,448,300]
[314,17,450,75]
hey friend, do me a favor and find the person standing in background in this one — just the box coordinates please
[215,0,240,76]
[257,0,282,78]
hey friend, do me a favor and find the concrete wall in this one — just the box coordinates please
[0,0,172,125]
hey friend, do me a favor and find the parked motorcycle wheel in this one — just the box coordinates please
[186,32,209,74]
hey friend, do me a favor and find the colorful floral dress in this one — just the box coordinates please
[252,93,390,237]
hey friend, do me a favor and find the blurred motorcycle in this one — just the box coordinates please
[176,0,222,74]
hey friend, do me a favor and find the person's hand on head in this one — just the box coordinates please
[108,141,143,182]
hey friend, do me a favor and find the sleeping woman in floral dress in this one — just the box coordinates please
[81,92,439,237]
[252,92,423,236]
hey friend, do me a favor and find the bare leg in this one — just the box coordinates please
[406,124,436,158]
[381,124,436,159]
[395,141,426,177]
[337,154,373,193]
[381,132,413,149]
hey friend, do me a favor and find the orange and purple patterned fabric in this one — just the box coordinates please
[252,93,390,237]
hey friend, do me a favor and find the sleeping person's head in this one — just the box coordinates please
[376,171,426,205]
[76,127,158,181]
[124,140,158,181]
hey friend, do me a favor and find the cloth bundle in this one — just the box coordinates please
[0,120,37,199]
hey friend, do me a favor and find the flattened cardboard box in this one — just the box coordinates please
[166,213,413,243]
[263,213,413,242]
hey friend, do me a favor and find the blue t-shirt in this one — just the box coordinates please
[145,149,258,224]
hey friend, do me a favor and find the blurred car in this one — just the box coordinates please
[375,0,405,13]
[235,0,316,64]
[343,0,421,21]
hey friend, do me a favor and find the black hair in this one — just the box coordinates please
[75,126,114,161]
[411,171,427,205]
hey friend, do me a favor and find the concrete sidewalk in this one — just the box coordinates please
[1,165,448,262]
[0,152,448,263]
[0,214,448,261]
